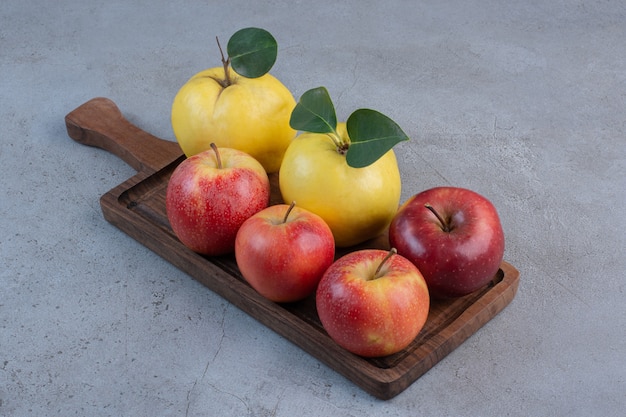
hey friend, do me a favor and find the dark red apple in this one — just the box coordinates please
[389,187,505,298]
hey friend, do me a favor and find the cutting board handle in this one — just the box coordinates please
[65,97,183,174]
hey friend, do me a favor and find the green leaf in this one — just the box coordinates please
[227,27,277,78]
[345,109,409,168]
[289,87,337,133]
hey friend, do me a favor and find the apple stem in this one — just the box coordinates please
[215,36,232,87]
[373,248,397,280]
[210,143,223,169]
[283,201,296,224]
[425,203,451,232]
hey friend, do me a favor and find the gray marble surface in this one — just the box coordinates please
[2,1,625,415]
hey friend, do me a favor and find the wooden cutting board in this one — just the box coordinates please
[65,97,520,400]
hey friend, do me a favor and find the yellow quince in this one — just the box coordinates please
[171,67,297,173]
[279,123,401,247]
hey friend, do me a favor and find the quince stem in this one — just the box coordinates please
[327,130,350,155]
[215,36,232,88]
[373,248,397,280]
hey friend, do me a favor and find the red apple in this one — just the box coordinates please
[166,143,270,256]
[389,186,505,299]
[316,249,430,358]
[235,202,335,303]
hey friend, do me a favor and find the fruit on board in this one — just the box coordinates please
[171,28,296,173]
[279,123,401,247]
[166,144,270,256]
[316,248,430,357]
[388,186,505,298]
[235,202,335,303]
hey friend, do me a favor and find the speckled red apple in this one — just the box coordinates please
[235,202,335,303]
[166,144,270,256]
[316,249,430,358]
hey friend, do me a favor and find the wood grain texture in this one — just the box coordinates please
[65,98,520,400]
